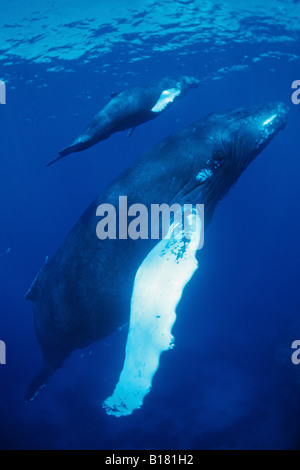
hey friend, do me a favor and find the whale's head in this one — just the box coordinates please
[178,102,289,222]
[176,75,200,93]
[219,102,289,173]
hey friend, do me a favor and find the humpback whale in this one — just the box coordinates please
[46,76,199,166]
[26,102,288,413]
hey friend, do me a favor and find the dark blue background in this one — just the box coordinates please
[0,22,300,449]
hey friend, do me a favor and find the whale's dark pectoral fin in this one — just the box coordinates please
[25,364,55,402]
[127,127,136,138]
[25,268,42,301]
[24,282,37,301]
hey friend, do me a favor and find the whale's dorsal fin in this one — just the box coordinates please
[110,91,121,98]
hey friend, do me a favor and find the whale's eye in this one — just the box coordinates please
[211,150,225,168]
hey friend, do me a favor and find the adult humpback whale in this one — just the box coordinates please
[46,76,199,166]
[26,102,288,413]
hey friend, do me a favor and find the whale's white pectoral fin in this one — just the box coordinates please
[151,88,181,113]
[103,208,203,417]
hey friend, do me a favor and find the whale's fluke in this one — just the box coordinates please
[46,154,66,167]
[46,143,83,166]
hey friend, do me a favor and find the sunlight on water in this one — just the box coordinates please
[0,0,299,66]
[103,210,202,417]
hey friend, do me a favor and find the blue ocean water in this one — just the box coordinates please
[0,0,300,450]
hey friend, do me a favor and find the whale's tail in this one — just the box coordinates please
[25,363,56,402]
[46,143,84,167]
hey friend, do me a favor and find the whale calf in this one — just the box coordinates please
[47,76,200,166]
[26,102,288,410]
